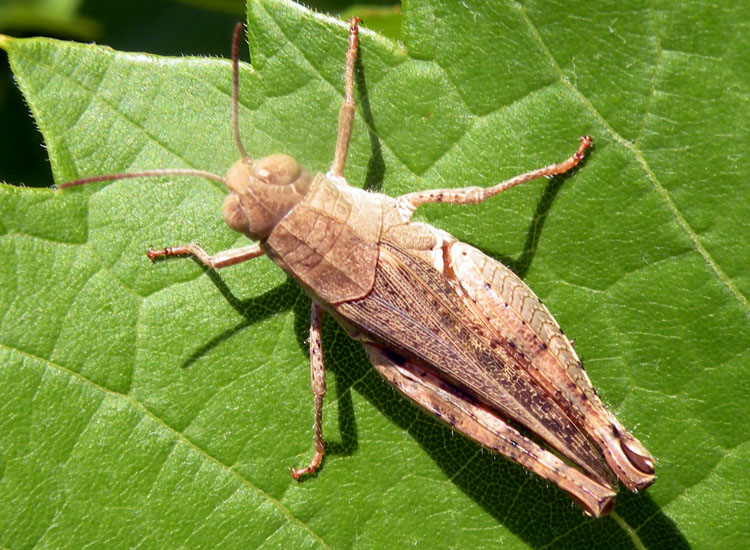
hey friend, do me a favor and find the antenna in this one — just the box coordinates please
[57,23,251,190]
[232,22,249,159]
[57,169,226,189]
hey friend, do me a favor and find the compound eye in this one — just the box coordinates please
[254,154,301,186]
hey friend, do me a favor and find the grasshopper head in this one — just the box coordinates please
[222,154,314,241]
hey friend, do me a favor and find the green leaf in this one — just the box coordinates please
[1,0,748,548]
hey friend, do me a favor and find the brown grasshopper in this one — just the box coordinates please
[59,19,654,516]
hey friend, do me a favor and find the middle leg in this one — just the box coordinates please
[291,302,327,479]
[397,136,593,216]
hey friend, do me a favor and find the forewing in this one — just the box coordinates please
[334,242,613,486]
[448,242,654,490]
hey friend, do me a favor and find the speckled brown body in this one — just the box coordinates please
[258,169,654,516]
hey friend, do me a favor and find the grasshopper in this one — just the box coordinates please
[59,19,655,516]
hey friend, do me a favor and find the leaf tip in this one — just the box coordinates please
[0,35,13,51]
